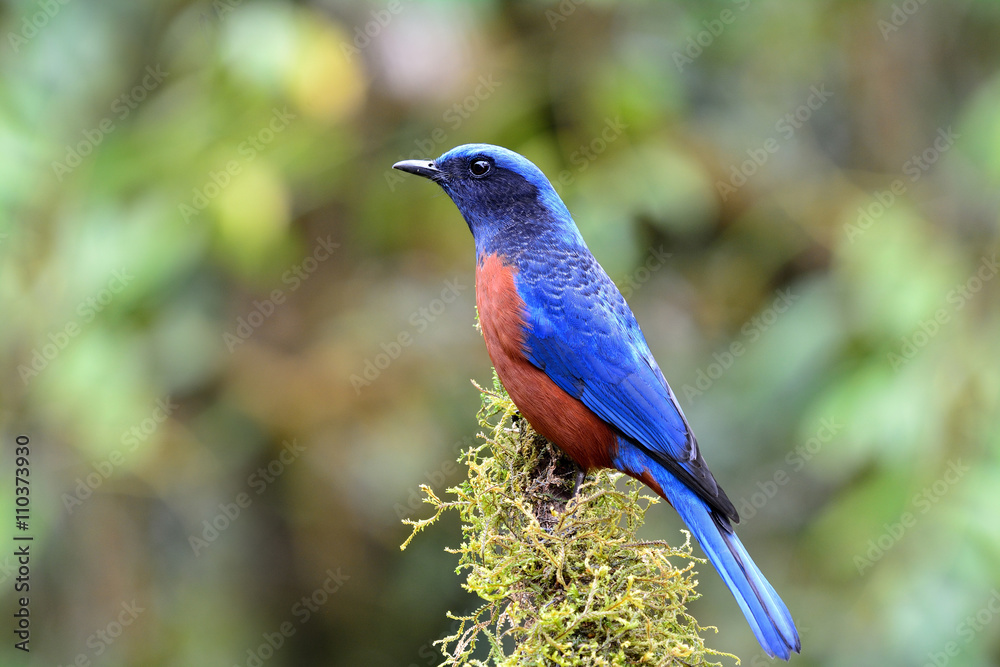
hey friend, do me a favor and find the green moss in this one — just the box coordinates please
[402,373,733,666]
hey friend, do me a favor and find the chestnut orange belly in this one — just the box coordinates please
[476,253,618,471]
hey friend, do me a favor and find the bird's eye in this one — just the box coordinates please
[469,158,492,177]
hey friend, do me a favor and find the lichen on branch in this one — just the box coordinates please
[402,372,732,666]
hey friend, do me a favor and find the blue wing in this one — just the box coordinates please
[512,241,738,521]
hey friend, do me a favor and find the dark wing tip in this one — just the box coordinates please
[648,443,739,523]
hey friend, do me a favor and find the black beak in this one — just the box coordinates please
[392,159,443,181]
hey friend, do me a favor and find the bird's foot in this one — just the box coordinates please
[570,468,586,499]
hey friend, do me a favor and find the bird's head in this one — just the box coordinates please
[393,143,576,252]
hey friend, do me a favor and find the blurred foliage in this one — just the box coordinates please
[1,0,999,666]
[402,377,727,666]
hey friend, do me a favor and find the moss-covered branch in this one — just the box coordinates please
[402,372,733,666]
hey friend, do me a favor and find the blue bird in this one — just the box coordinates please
[394,144,801,659]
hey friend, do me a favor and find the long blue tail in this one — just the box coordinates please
[655,467,800,659]
[615,444,800,659]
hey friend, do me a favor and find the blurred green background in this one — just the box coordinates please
[2,0,1000,665]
